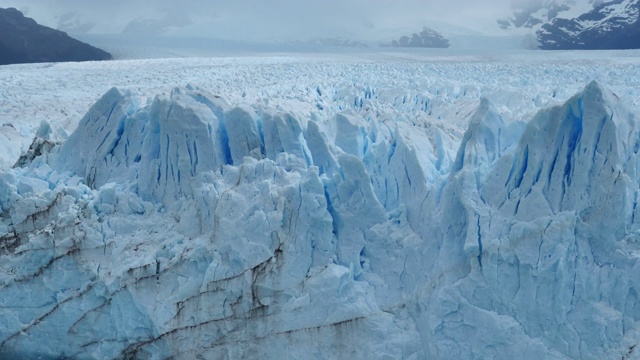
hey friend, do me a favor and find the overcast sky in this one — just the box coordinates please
[0,0,518,40]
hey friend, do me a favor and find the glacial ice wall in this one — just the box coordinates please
[1,80,640,359]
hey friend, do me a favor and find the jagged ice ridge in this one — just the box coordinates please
[1,76,640,359]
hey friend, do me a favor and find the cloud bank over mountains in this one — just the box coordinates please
[0,0,515,40]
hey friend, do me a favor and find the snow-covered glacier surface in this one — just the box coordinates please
[2,52,640,359]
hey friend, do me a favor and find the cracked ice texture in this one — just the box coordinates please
[1,78,640,359]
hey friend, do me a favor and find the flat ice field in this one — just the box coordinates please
[2,50,640,359]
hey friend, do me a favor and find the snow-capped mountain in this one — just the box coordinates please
[2,53,640,359]
[500,0,640,49]
[499,0,601,30]
[538,0,640,49]
[382,27,450,48]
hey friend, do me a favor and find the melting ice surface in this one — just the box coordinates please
[2,52,640,359]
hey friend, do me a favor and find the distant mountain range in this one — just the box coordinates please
[292,38,370,48]
[382,27,450,48]
[501,0,640,49]
[5,2,637,56]
[0,7,111,66]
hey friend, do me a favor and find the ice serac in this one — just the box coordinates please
[54,87,138,189]
[2,80,640,359]
[484,80,636,251]
[432,80,640,359]
[54,87,233,206]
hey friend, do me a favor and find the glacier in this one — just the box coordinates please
[2,56,640,359]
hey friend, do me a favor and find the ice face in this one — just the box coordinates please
[423,80,640,359]
[2,76,640,360]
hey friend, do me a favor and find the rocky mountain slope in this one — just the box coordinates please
[537,0,640,49]
[500,0,640,49]
[0,7,111,65]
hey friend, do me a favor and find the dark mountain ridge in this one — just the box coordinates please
[0,7,111,65]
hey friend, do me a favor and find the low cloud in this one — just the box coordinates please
[0,0,517,40]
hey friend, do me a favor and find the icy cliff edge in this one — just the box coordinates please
[2,81,640,359]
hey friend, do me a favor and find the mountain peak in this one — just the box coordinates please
[501,0,640,49]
